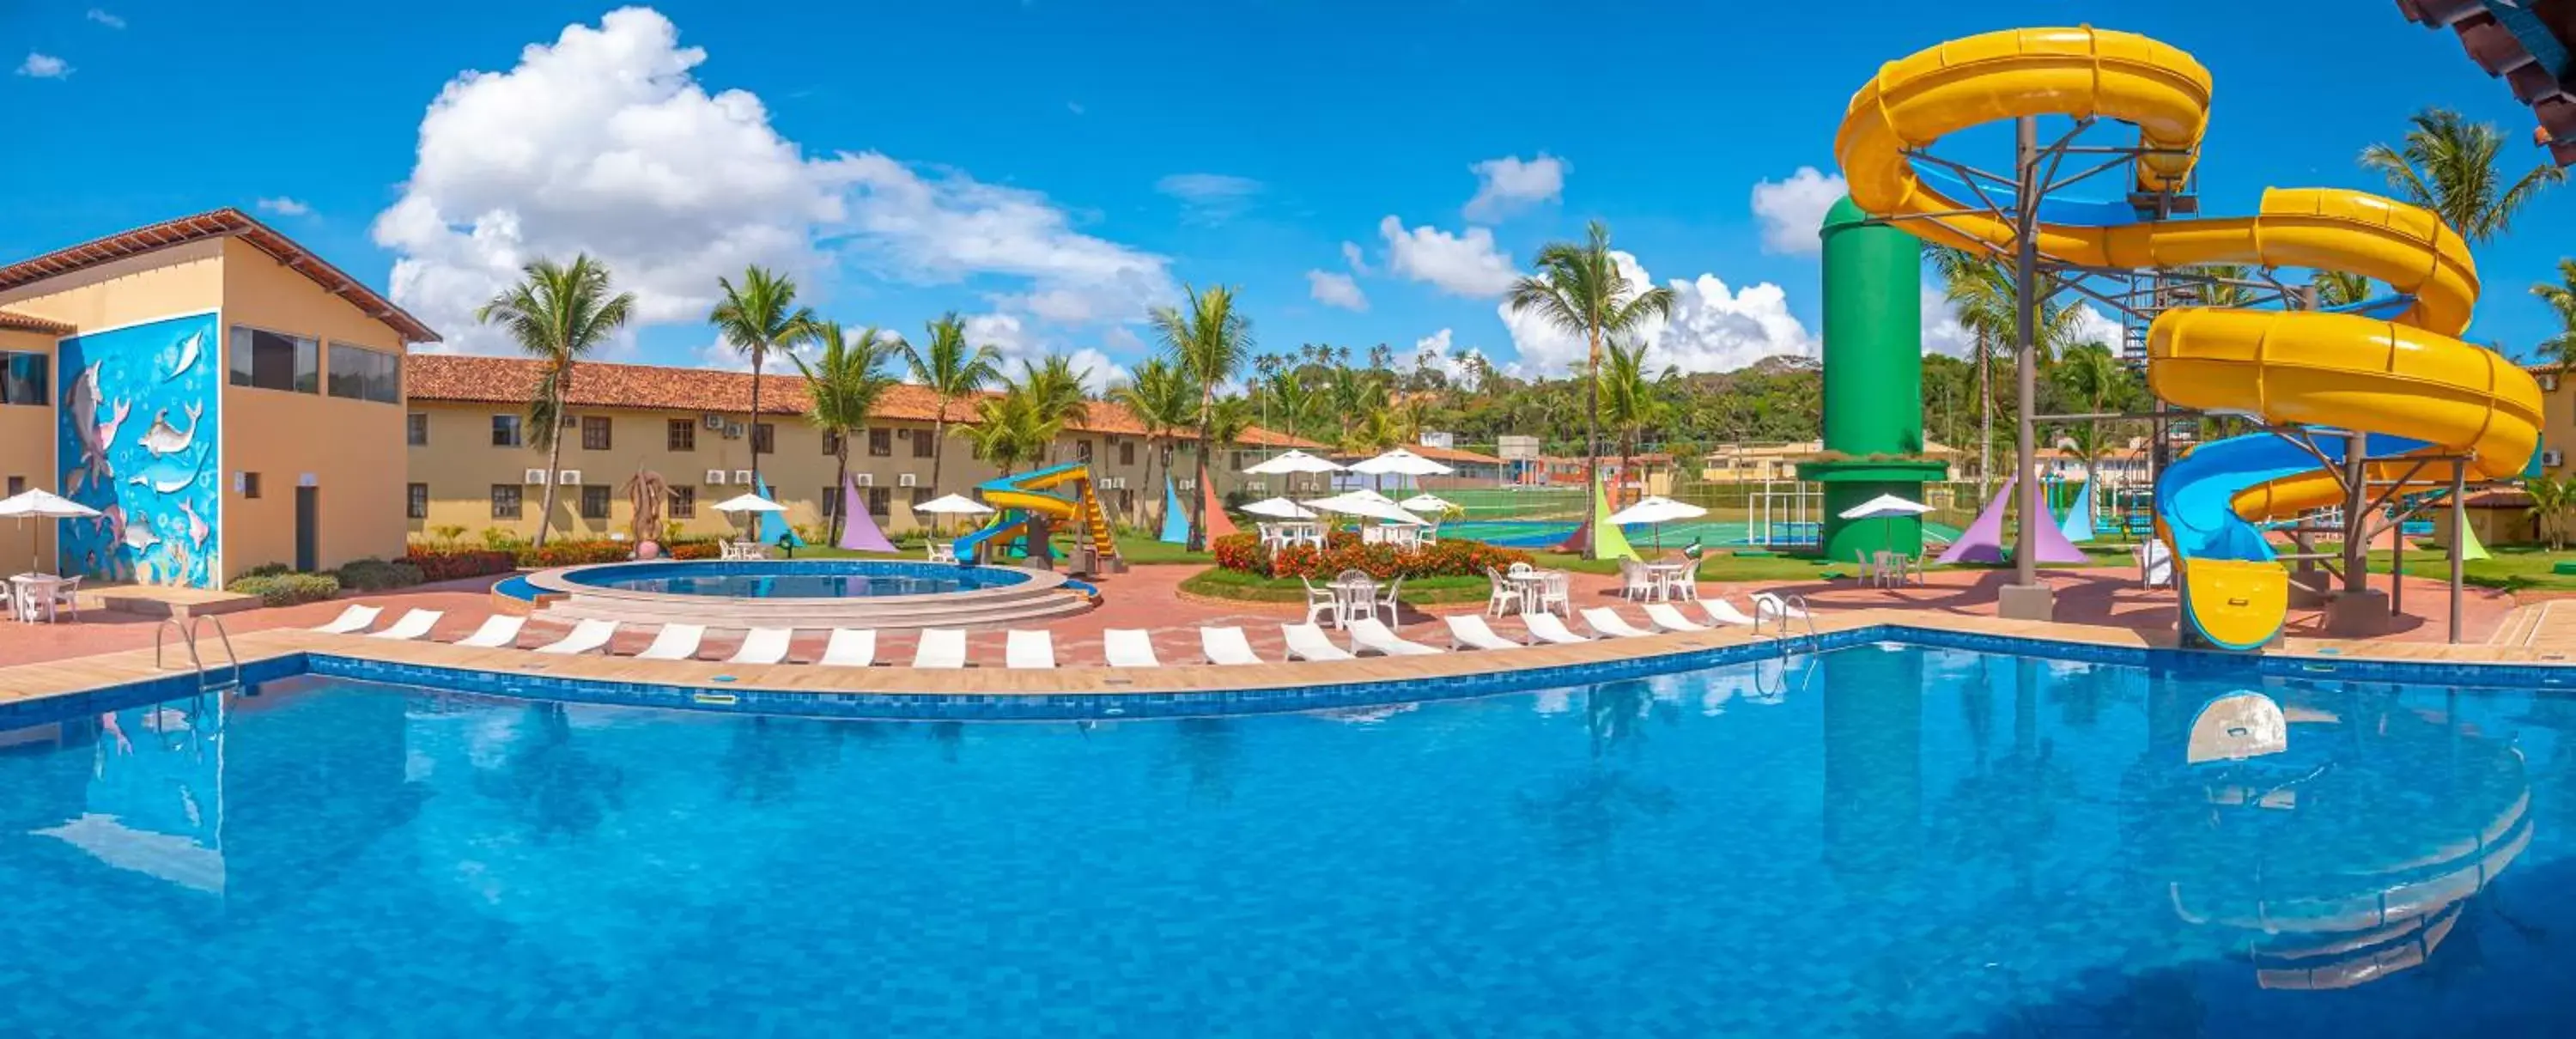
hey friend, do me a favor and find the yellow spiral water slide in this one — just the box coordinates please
[1834,27,2543,648]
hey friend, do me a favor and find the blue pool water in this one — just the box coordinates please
[4,645,2570,1036]
[563,559,1029,598]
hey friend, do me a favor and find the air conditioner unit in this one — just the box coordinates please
[703,412,725,430]
[2546,450,2565,468]
[733,470,753,485]
[723,422,744,439]
[562,414,579,428]
[2543,375,2561,393]
[1248,481,1267,492]
[704,469,728,485]
[1177,478,1196,490]
[855,473,874,487]
[897,473,916,488]
[556,470,582,485]
[896,428,912,440]
[523,468,550,484]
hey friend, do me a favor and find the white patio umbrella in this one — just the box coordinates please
[1241,496,1317,520]
[1349,447,1454,477]
[1398,493,1455,514]
[1242,449,1345,475]
[0,488,100,574]
[1304,489,1428,526]
[912,491,996,536]
[1838,493,1934,553]
[714,492,786,542]
[1606,495,1708,552]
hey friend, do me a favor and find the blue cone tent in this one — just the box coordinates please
[2059,480,2097,544]
[1158,477,1189,544]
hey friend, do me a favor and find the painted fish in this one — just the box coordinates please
[97,399,131,459]
[123,523,161,553]
[125,447,207,495]
[166,329,203,381]
[139,401,204,456]
[179,497,209,549]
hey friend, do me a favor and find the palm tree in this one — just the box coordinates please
[2360,107,2565,243]
[960,384,1057,478]
[1018,355,1093,463]
[476,255,635,548]
[2312,270,2373,308]
[2525,475,2571,552]
[902,313,1005,496]
[1596,340,1662,507]
[791,325,901,544]
[1109,357,1196,527]
[1930,246,2014,494]
[2535,258,2576,375]
[708,266,820,494]
[1507,221,1675,553]
[1150,284,1254,550]
[2049,342,2128,494]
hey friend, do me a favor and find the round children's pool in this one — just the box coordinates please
[560,559,1033,599]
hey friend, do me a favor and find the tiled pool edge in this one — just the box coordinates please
[9,623,2573,727]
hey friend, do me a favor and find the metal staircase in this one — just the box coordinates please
[155,615,242,694]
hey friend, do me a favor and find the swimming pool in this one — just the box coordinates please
[561,559,1032,598]
[3,644,2565,1035]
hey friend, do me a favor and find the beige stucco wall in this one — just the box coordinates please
[0,240,223,331]
[0,328,58,572]
[216,239,412,575]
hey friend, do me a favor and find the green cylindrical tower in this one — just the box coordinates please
[1797,197,1948,562]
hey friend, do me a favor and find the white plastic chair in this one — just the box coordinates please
[1484,567,1519,617]
[311,605,382,635]
[1200,626,1262,665]
[1643,603,1708,633]
[1103,629,1161,667]
[635,623,707,660]
[1536,572,1572,617]
[1582,607,1656,639]
[913,629,969,669]
[1005,629,1056,669]
[452,615,526,648]
[820,629,877,667]
[1522,612,1592,645]
[1298,575,1338,626]
[1347,617,1441,657]
[1444,614,1523,650]
[1619,560,1655,602]
[1282,623,1357,661]
[1374,576,1405,623]
[367,609,444,641]
[726,628,793,665]
[532,619,617,655]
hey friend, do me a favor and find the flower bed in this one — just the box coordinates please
[405,547,517,581]
[1212,531,1532,580]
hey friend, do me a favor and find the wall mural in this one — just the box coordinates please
[57,313,221,588]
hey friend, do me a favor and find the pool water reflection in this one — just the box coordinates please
[0,645,2567,1036]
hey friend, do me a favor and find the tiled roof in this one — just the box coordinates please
[404,354,1321,448]
[1340,443,1504,466]
[0,310,74,336]
[0,208,440,343]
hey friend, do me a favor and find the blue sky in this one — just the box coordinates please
[5,0,2570,382]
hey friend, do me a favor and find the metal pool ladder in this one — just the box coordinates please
[155,615,242,695]
[1753,594,1819,653]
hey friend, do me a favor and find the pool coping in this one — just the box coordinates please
[5,609,2573,725]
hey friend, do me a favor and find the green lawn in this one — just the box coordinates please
[2356,544,2576,592]
[1523,544,2134,582]
[1179,568,1492,605]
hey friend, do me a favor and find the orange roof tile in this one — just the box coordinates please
[0,310,74,336]
[404,354,1321,448]
[0,208,440,343]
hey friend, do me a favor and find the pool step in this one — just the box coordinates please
[536,586,1092,631]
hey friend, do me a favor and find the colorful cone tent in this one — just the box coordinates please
[1158,477,1189,544]
[835,477,896,552]
[753,477,803,548]
[2458,515,2491,562]
[2060,480,2097,544]
[1589,475,1637,561]
[1937,476,2086,565]
[1202,483,1237,539]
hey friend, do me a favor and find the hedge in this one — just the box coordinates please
[226,571,341,607]
[404,547,517,581]
[336,558,425,592]
[1212,531,1533,580]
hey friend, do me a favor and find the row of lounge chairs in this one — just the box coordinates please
[305,592,1816,671]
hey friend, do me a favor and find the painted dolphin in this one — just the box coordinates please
[139,401,204,456]
[166,329,203,381]
[123,522,161,553]
[125,447,208,495]
[179,497,210,549]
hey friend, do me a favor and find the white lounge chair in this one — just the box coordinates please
[1103,629,1161,668]
[1522,612,1592,645]
[914,629,968,669]
[1698,598,1761,626]
[1643,603,1708,634]
[635,623,707,660]
[453,615,526,648]
[1282,623,1357,662]
[1200,626,1262,665]
[820,629,877,667]
[1752,592,1812,621]
[1583,607,1656,639]
[727,628,793,665]
[366,608,443,641]
[1006,629,1056,669]
[311,605,381,635]
[532,618,617,655]
[1445,614,1523,650]
[1347,617,1440,657]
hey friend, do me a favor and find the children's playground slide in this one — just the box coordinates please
[1838,27,2543,649]
[952,461,1123,569]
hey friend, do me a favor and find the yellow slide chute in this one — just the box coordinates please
[1835,26,2543,648]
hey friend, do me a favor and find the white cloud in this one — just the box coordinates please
[2067,304,2124,350]
[86,9,125,28]
[16,53,71,79]
[1153,173,1262,224]
[1307,270,1367,311]
[957,312,1126,392]
[1380,216,1519,297]
[373,7,1171,357]
[1463,153,1567,222]
[1919,290,2126,358]
[1412,328,1487,388]
[1750,166,1846,255]
[1498,250,1815,375]
[256,197,313,217]
[1340,240,1370,275]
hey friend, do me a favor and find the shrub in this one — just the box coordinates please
[513,540,636,568]
[227,571,341,607]
[237,562,294,580]
[404,547,516,581]
[479,527,526,550]
[336,557,425,592]
[1212,530,1533,580]
[668,540,720,560]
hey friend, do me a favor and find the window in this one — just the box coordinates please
[1076,440,1093,462]
[407,413,428,446]
[669,485,696,519]
[667,419,696,452]
[819,488,839,517]
[867,487,891,516]
[1119,441,1135,466]
[0,351,47,406]
[868,428,892,457]
[228,327,319,392]
[241,472,262,500]
[491,415,524,447]
[822,429,842,456]
[580,484,611,520]
[910,487,933,509]
[491,485,522,520]
[580,416,612,451]
[912,428,933,458]
[5,476,24,496]
[752,422,775,454]
[1232,451,1249,471]
[326,343,401,403]
[407,483,429,520]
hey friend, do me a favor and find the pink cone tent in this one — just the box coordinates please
[1936,476,2086,566]
[835,477,898,553]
